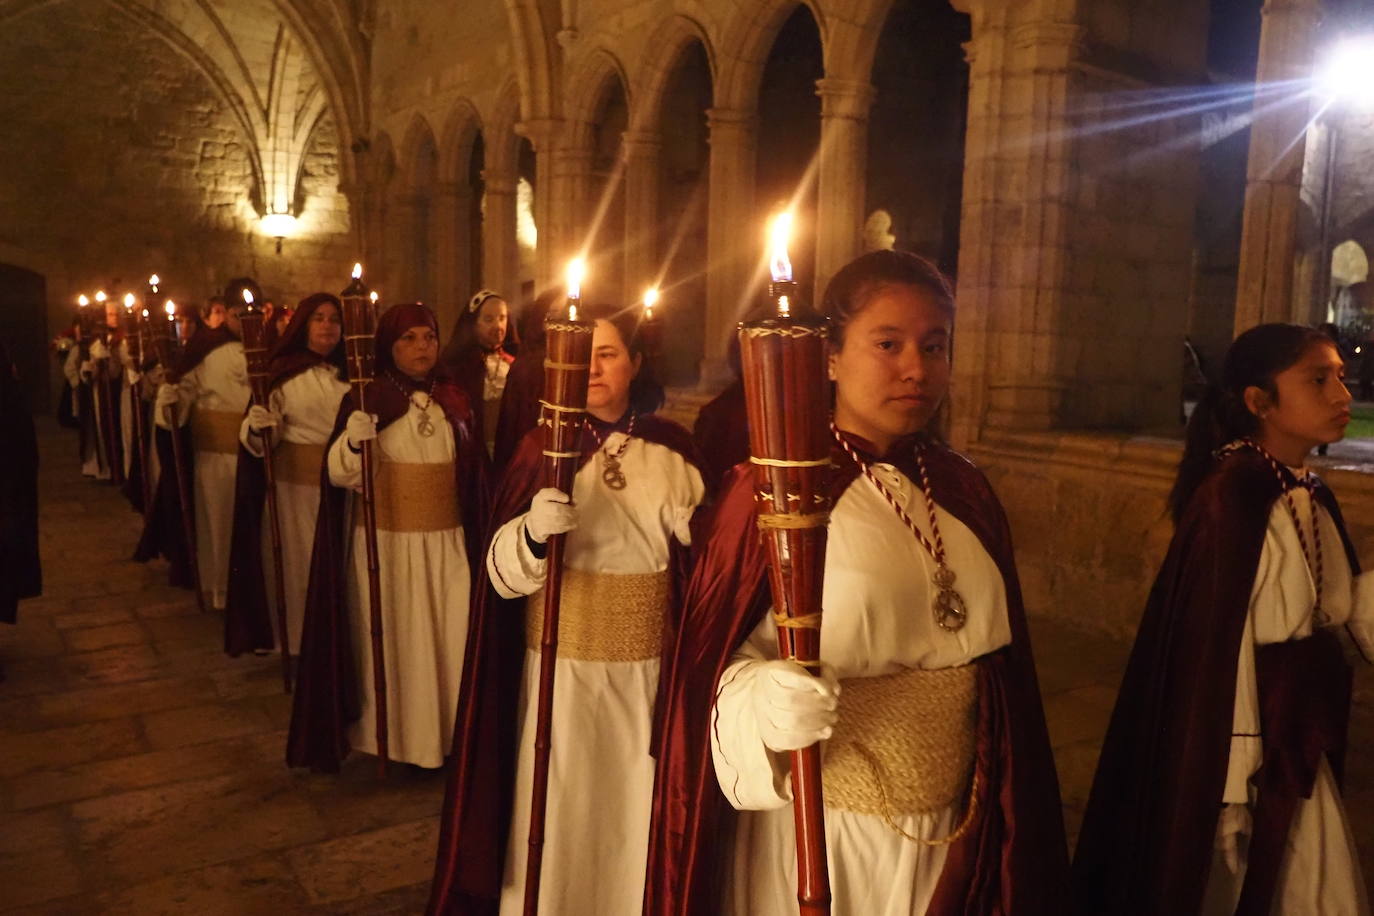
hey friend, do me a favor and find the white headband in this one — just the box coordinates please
[468,289,501,313]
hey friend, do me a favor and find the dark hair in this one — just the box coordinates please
[1168,322,1332,521]
[820,249,956,345]
[578,302,665,416]
[440,292,515,366]
[517,288,561,350]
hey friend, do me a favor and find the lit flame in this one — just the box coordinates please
[768,212,794,284]
[95,290,108,303]
[77,294,90,307]
[643,287,659,320]
[242,288,254,306]
[149,274,160,287]
[141,309,149,319]
[352,262,362,280]
[164,300,177,320]
[566,258,585,301]
[123,293,135,308]
[369,291,378,304]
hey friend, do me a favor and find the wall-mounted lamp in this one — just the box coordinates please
[261,212,298,254]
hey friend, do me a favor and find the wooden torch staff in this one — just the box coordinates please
[239,295,294,693]
[153,303,208,615]
[341,266,389,777]
[738,213,834,916]
[127,289,153,514]
[94,296,124,486]
[523,259,595,916]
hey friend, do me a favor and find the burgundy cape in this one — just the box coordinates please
[0,343,40,624]
[1073,450,1361,916]
[643,433,1071,915]
[131,328,236,587]
[690,378,749,493]
[285,308,490,771]
[425,413,701,916]
[444,342,515,451]
[224,299,347,656]
[491,342,543,472]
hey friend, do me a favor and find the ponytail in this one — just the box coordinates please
[1167,323,1329,521]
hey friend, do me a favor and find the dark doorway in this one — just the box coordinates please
[0,264,49,413]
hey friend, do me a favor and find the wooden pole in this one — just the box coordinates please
[153,315,208,615]
[738,217,834,915]
[522,293,594,916]
[342,272,389,778]
[127,306,153,513]
[240,307,294,693]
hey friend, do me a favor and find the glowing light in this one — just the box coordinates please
[164,300,177,320]
[369,291,378,304]
[95,290,107,303]
[1316,36,1374,108]
[123,293,135,309]
[352,262,363,280]
[566,258,585,301]
[643,287,659,320]
[778,295,791,318]
[149,274,160,287]
[768,212,794,284]
[77,294,89,307]
[261,212,296,239]
[141,309,149,319]
[242,288,254,306]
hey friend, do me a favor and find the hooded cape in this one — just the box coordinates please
[491,342,544,472]
[224,296,348,656]
[1072,449,1360,915]
[642,433,1071,916]
[425,413,701,916]
[286,301,491,771]
[444,341,515,451]
[690,378,749,494]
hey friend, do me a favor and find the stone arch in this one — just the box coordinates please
[399,114,441,192]
[438,99,484,185]
[715,0,829,112]
[564,46,633,151]
[501,0,557,120]
[632,15,718,132]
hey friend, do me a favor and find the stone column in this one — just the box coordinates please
[1233,0,1322,332]
[383,193,417,300]
[552,144,594,270]
[483,168,520,302]
[702,107,757,389]
[814,78,875,296]
[432,181,473,328]
[622,129,662,300]
[517,118,565,290]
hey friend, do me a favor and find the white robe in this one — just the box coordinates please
[239,364,349,654]
[326,391,472,768]
[64,344,118,479]
[1203,478,1374,915]
[486,434,704,916]
[117,339,159,489]
[481,351,510,455]
[156,342,250,609]
[711,461,1013,916]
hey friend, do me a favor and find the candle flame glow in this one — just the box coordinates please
[95,290,107,303]
[768,212,794,284]
[164,300,176,319]
[566,258,585,301]
[142,309,149,319]
[77,294,89,307]
[123,293,135,308]
[369,291,378,304]
[149,274,160,287]
[643,288,659,308]
[242,288,254,305]
[352,262,363,280]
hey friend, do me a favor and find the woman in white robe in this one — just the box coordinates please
[643,250,1070,916]
[228,293,349,656]
[425,303,705,916]
[287,302,488,772]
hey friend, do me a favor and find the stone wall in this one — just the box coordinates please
[0,0,353,357]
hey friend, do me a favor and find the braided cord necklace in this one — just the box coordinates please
[386,371,440,438]
[1218,438,1326,623]
[831,424,967,632]
[586,412,637,490]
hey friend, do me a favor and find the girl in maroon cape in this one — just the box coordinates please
[440,289,516,458]
[644,250,1070,915]
[427,303,706,915]
[224,293,349,657]
[287,303,488,771]
[1075,323,1373,915]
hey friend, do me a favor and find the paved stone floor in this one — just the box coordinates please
[3,419,1374,913]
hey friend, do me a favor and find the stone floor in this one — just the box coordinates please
[3,418,1374,913]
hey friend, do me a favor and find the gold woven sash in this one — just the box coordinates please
[191,409,242,455]
[525,568,669,662]
[823,663,978,819]
[354,461,460,532]
[273,441,326,486]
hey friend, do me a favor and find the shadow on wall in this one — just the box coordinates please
[0,264,49,414]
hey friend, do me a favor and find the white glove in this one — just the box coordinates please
[89,338,110,360]
[155,383,180,411]
[79,360,95,381]
[1217,803,1251,873]
[345,410,378,448]
[525,488,579,543]
[125,368,142,386]
[750,660,841,753]
[247,405,281,433]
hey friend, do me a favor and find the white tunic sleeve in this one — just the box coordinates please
[486,513,548,599]
[711,622,794,811]
[327,433,363,489]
